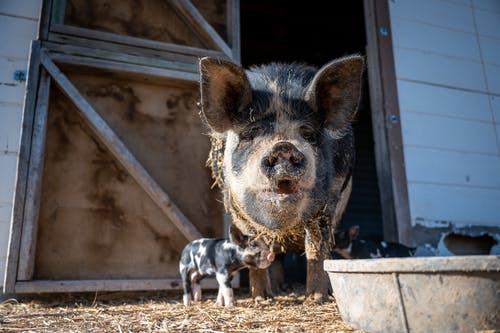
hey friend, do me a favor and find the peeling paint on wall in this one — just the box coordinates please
[413,218,500,256]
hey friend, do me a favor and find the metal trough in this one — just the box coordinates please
[324,255,500,333]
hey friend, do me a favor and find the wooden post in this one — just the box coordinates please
[40,50,203,242]
[363,0,413,246]
[227,0,241,64]
[38,0,52,40]
[3,41,42,293]
[17,69,51,281]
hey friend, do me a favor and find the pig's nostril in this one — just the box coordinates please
[290,154,303,165]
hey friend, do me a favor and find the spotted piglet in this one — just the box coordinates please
[179,225,275,307]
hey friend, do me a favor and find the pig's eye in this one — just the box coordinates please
[249,240,258,249]
[300,126,317,144]
[239,127,261,142]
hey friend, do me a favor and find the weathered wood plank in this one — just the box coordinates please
[14,275,236,293]
[409,183,500,227]
[51,0,66,25]
[169,0,232,57]
[364,0,397,243]
[401,112,498,154]
[49,52,199,83]
[371,0,413,245]
[44,41,199,74]
[17,69,51,281]
[47,32,201,68]
[227,0,241,64]
[40,50,203,242]
[405,146,500,189]
[15,279,183,293]
[3,41,41,293]
[49,23,226,59]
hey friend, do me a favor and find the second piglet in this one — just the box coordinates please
[179,225,275,307]
[333,226,416,259]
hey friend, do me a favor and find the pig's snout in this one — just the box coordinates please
[261,142,306,180]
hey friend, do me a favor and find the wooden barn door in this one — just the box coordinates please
[5,0,240,294]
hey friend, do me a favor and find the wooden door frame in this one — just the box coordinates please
[363,0,413,246]
[4,0,240,294]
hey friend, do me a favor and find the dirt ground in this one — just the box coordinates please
[0,286,364,332]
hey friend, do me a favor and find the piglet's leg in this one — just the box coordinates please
[189,271,203,302]
[216,287,224,306]
[181,276,193,306]
[192,282,202,301]
[216,272,235,307]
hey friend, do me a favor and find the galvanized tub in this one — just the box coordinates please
[324,255,500,333]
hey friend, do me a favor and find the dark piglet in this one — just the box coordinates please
[179,226,275,307]
[333,226,416,259]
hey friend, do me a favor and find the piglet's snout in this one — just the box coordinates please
[266,252,275,263]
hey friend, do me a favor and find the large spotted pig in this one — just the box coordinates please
[179,225,275,307]
[199,55,364,301]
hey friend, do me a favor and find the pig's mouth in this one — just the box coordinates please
[258,177,304,203]
[275,179,300,194]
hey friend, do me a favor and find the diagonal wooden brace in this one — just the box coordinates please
[169,0,233,58]
[40,49,203,242]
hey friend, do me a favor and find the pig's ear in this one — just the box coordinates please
[305,55,364,130]
[199,57,252,133]
[229,224,248,247]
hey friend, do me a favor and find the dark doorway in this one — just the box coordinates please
[240,1,384,241]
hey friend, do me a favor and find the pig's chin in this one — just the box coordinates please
[244,179,307,230]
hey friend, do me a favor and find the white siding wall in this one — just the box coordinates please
[0,0,41,289]
[389,0,500,229]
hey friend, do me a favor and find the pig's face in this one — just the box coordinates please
[221,107,319,230]
[200,56,363,232]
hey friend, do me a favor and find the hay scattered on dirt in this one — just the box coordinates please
[0,287,364,332]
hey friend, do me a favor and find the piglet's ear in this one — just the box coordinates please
[199,57,252,133]
[305,55,364,131]
[349,225,360,239]
[229,224,248,247]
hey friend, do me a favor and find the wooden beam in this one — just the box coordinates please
[50,0,66,25]
[39,50,203,242]
[363,0,413,246]
[38,0,52,40]
[14,276,233,293]
[3,41,42,294]
[169,0,233,58]
[227,0,241,64]
[50,24,226,59]
[47,31,201,68]
[43,41,198,75]
[15,279,183,293]
[17,70,51,281]
[49,53,199,83]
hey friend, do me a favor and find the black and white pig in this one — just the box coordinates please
[179,225,275,307]
[333,225,417,259]
[199,55,364,301]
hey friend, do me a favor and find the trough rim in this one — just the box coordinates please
[324,255,500,273]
